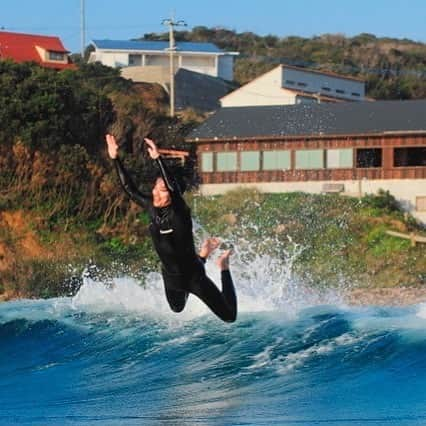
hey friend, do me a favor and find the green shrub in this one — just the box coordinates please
[362,189,402,213]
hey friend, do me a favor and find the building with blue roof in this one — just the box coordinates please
[89,39,238,81]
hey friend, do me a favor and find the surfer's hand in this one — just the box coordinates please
[105,134,119,159]
[216,249,232,271]
[144,138,160,160]
[199,237,221,259]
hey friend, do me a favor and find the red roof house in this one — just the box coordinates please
[0,31,75,70]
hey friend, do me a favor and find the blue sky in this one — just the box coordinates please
[1,0,426,53]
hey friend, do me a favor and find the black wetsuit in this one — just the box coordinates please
[113,157,237,322]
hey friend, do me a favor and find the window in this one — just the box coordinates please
[295,149,324,169]
[129,54,142,66]
[201,152,213,172]
[145,55,170,67]
[217,152,237,171]
[322,87,331,92]
[356,148,382,168]
[181,55,215,68]
[48,51,65,61]
[351,92,361,97]
[336,89,345,94]
[241,151,260,171]
[297,82,308,87]
[285,80,295,85]
[263,151,291,170]
[327,149,353,168]
[394,147,426,167]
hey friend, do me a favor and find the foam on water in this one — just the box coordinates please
[62,234,347,323]
[416,302,426,319]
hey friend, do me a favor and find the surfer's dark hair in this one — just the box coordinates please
[153,164,187,194]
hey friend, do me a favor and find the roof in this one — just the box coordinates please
[174,68,235,112]
[187,100,426,141]
[91,39,236,54]
[0,31,74,70]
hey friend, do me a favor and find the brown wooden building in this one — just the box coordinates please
[186,100,426,223]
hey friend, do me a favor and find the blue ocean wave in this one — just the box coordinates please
[2,274,426,425]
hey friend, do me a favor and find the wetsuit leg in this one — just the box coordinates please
[164,287,188,313]
[161,269,188,313]
[190,270,237,323]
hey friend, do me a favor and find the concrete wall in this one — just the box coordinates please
[145,55,171,67]
[221,66,297,107]
[283,68,365,101]
[120,66,233,112]
[180,55,217,77]
[120,66,170,85]
[198,179,426,224]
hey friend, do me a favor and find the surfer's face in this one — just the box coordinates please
[154,177,168,192]
[152,178,171,207]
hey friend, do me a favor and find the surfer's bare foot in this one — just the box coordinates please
[199,237,221,259]
[216,249,232,271]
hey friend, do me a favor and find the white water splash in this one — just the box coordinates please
[71,272,211,322]
[67,237,345,321]
[416,303,426,319]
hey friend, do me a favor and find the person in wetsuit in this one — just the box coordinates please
[105,134,237,323]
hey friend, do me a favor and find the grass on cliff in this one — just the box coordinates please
[0,206,157,299]
[1,188,425,300]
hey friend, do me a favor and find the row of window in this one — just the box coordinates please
[202,149,352,172]
[128,53,214,68]
[201,147,426,172]
[285,80,308,87]
[284,79,361,97]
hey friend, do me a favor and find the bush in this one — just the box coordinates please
[362,189,402,213]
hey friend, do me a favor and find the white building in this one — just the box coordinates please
[220,64,367,107]
[89,39,239,81]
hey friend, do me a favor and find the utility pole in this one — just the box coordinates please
[162,15,187,117]
[81,0,86,58]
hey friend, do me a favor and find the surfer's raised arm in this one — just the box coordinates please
[105,134,152,209]
[144,137,186,207]
[144,137,160,160]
